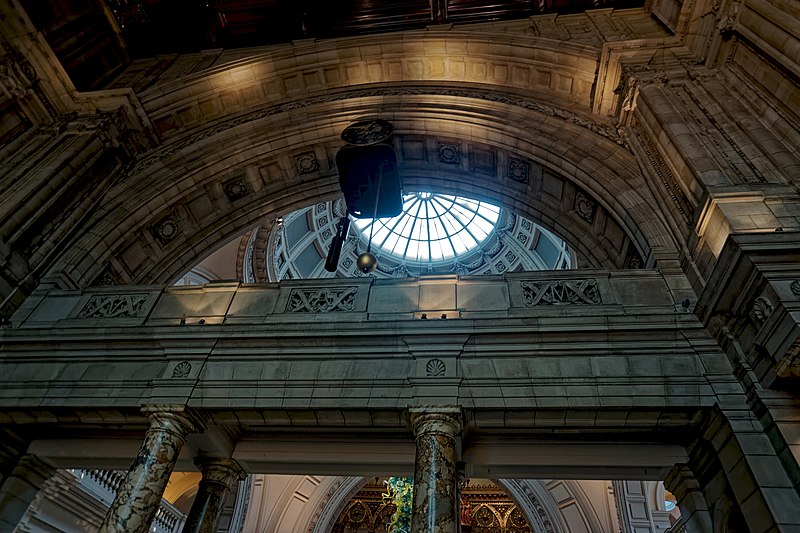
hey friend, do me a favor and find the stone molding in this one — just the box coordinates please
[409,406,463,438]
[142,405,205,437]
[194,458,247,489]
[129,85,622,178]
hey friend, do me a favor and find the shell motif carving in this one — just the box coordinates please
[751,296,774,325]
[426,358,446,377]
[791,280,800,297]
[171,361,192,379]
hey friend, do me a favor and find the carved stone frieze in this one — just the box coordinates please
[629,117,693,225]
[521,279,601,306]
[130,86,623,176]
[286,287,358,312]
[78,294,149,318]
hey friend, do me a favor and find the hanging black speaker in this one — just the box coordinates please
[335,119,403,219]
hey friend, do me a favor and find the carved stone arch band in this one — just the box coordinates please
[497,479,568,533]
[310,476,366,533]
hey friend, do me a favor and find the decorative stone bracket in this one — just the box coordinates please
[696,231,800,387]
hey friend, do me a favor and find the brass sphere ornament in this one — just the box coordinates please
[357,252,377,273]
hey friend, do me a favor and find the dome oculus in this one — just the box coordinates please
[351,192,501,264]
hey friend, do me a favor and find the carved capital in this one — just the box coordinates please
[409,406,462,438]
[142,405,205,437]
[195,458,247,491]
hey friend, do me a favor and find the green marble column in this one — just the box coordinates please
[181,458,246,533]
[410,407,462,533]
[99,409,197,533]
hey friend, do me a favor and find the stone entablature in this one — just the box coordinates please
[0,269,727,418]
[12,270,682,328]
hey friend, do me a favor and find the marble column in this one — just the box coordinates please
[99,409,198,533]
[181,458,246,533]
[0,454,55,531]
[409,407,462,533]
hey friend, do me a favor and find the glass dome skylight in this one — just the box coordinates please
[351,193,501,264]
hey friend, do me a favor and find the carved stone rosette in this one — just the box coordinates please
[182,458,247,533]
[409,407,462,533]
[98,410,198,533]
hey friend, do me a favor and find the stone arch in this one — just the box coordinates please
[498,479,607,533]
[309,476,366,533]
[239,474,355,533]
[499,479,569,533]
[50,93,676,288]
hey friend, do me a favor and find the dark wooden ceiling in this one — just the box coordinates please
[106,0,644,58]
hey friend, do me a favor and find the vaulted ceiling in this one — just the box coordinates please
[105,0,644,58]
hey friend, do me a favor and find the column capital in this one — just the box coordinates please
[409,406,462,438]
[194,458,247,489]
[142,405,205,437]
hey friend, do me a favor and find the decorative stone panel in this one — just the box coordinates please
[151,215,181,245]
[171,361,192,378]
[78,294,150,318]
[573,191,596,223]
[425,359,446,377]
[521,279,601,306]
[295,152,319,174]
[222,177,250,202]
[286,287,358,313]
[508,158,531,184]
[438,143,460,164]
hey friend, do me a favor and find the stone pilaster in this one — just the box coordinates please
[688,407,800,532]
[99,408,198,533]
[181,458,246,533]
[409,406,462,533]
[0,454,54,531]
[664,465,712,533]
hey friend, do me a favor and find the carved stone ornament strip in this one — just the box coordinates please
[286,287,358,312]
[78,294,149,318]
[129,86,623,176]
[521,279,601,306]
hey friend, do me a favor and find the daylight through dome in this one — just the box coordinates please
[351,192,501,265]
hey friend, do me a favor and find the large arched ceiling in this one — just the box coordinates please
[48,29,678,287]
[135,31,602,139]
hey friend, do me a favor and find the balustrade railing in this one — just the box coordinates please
[71,469,187,532]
